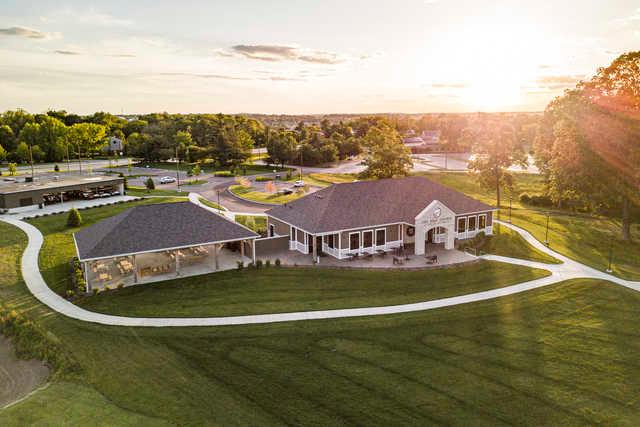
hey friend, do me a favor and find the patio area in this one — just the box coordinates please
[86,245,253,290]
[258,243,477,269]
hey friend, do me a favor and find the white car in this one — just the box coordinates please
[159,176,176,184]
[293,180,305,188]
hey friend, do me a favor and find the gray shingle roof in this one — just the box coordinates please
[74,201,257,260]
[266,176,494,234]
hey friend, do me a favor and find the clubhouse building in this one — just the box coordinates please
[72,176,494,290]
[265,176,495,261]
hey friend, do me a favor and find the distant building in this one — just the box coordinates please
[402,130,442,152]
[103,136,123,153]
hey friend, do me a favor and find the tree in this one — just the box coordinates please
[360,125,413,179]
[174,130,193,163]
[0,144,6,162]
[468,124,526,211]
[535,51,640,240]
[67,208,82,227]
[15,141,30,162]
[267,131,296,167]
[68,123,107,156]
[8,163,17,176]
[145,177,155,191]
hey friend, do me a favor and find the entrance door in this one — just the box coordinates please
[362,230,373,251]
[427,228,434,243]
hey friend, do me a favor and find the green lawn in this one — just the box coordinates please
[2,217,640,425]
[79,261,548,317]
[137,161,291,176]
[229,184,305,204]
[3,276,640,425]
[25,197,185,295]
[422,172,640,279]
[471,223,560,263]
[235,214,267,234]
[198,196,224,211]
[126,186,187,197]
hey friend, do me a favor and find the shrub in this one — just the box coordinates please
[255,176,272,182]
[275,258,281,267]
[265,260,271,268]
[520,193,553,207]
[54,164,60,172]
[286,170,292,180]
[65,289,75,299]
[67,208,82,227]
[519,193,531,204]
[214,171,234,177]
[145,177,155,191]
[117,283,124,290]
[92,288,99,296]
[236,260,244,270]
[256,259,263,269]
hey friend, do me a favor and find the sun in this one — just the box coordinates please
[426,11,552,110]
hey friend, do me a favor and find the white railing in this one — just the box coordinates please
[290,240,309,254]
[456,226,493,240]
[333,240,403,259]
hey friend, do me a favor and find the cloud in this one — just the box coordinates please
[220,44,344,64]
[536,74,584,89]
[54,49,81,55]
[106,53,136,58]
[430,82,469,89]
[0,26,49,39]
[156,72,304,82]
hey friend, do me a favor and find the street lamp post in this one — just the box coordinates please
[544,212,550,246]
[606,237,613,273]
[508,194,512,224]
[216,189,222,213]
[175,146,181,193]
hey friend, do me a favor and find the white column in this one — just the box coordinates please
[415,223,426,255]
[338,233,342,259]
[445,225,455,250]
[251,240,256,264]
[133,255,138,283]
[175,251,180,276]
[214,244,219,270]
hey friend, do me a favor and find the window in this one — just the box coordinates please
[376,229,386,246]
[349,232,360,251]
[363,230,373,248]
[457,217,466,233]
[468,216,477,231]
[269,224,275,237]
[327,234,335,249]
[479,215,486,229]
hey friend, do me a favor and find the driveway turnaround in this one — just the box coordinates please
[2,217,638,327]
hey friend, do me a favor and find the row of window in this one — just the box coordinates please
[457,214,487,233]
[321,228,387,251]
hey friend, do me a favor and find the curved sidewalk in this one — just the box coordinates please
[1,217,638,327]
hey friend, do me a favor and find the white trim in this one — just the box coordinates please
[348,231,361,252]
[362,230,374,252]
[375,227,387,247]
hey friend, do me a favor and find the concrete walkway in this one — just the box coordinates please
[1,217,638,327]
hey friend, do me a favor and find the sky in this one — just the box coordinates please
[1,0,639,115]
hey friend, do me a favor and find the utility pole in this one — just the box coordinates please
[77,145,82,175]
[66,144,71,173]
[28,143,34,179]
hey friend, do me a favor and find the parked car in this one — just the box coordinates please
[110,190,121,196]
[278,188,294,195]
[82,192,95,199]
[293,180,305,187]
[159,176,176,184]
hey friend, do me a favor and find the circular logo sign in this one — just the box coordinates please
[433,207,442,219]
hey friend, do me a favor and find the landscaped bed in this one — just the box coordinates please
[78,261,549,317]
